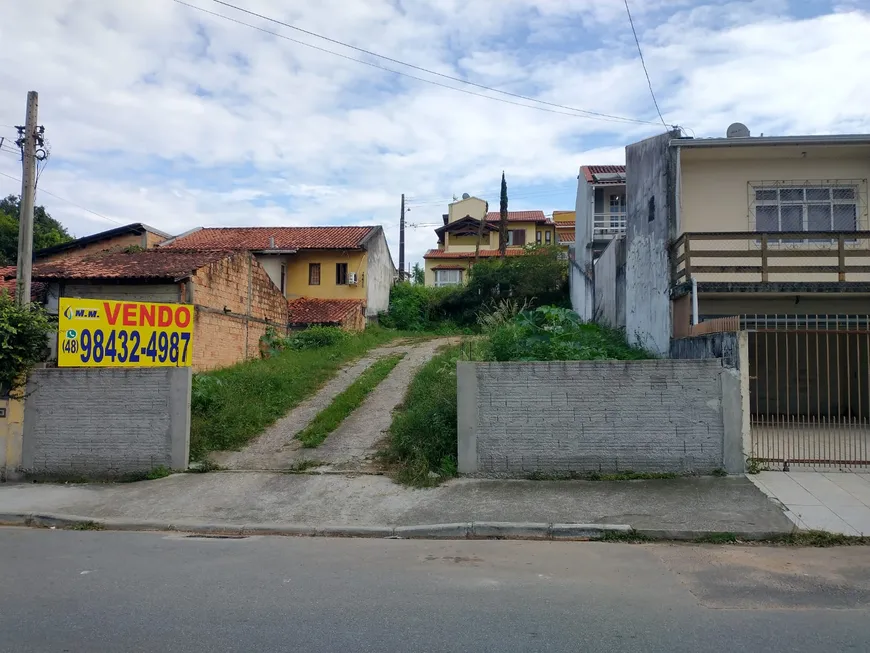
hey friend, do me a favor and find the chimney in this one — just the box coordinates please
[269,236,276,249]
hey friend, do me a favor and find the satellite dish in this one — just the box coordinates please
[726,122,750,138]
[461,193,470,200]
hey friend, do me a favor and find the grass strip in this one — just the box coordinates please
[297,353,405,448]
[382,345,460,488]
[190,327,409,460]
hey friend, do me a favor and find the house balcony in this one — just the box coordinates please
[593,213,626,240]
[670,230,870,293]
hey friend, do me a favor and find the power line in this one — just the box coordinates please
[174,0,660,126]
[623,0,667,129]
[210,0,660,125]
[407,187,576,208]
[0,170,125,225]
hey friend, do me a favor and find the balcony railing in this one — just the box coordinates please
[671,231,870,284]
[593,213,626,239]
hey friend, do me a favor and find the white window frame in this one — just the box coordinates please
[752,183,859,243]
[434,269,462,287]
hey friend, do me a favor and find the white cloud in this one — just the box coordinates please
[0,0,868,268]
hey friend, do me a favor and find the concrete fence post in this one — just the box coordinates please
[169,367,192,470]
[720,368,745,474]
[457,362,478,473]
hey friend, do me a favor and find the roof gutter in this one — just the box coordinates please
[670,134,870,149]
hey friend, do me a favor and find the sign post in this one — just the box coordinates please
[57,298,194,367]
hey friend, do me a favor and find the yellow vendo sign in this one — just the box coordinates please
[58,298,194,367]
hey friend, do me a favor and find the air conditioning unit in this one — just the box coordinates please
[347,272,359,285]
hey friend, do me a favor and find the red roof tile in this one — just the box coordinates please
[27,250,233,280]
[0,266,47,301]
[580,165,626,183]
[423,249,526,259]
[287,298,364,324]
[484,210,551,224]
[163,226,376,251]
[558,232,575,243]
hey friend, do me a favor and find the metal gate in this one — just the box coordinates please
[747,315,870,469]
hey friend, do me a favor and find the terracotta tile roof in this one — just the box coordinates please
[423,248,526,259]
[27,250,233,281]
[0,266,47,301]
[162,226,376,251]
[484,210,551,224]
[580,165,626,183]
[287,298,364,325]
[558,232,575,243]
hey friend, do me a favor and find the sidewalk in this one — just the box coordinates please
[749,471,870,536]
[0,472,794,537]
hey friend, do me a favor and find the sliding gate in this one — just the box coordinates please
[747,315,870,469]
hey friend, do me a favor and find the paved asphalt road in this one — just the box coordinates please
[2,528,869,653]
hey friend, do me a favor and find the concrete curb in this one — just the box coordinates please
[0,513,791,542]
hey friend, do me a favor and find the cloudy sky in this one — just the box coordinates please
[1,0,869,267]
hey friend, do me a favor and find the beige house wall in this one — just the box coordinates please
[679,145,870,283]
[447,197,487,223]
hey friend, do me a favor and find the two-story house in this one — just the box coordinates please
[570,165,627,320]
[423,195,555,287]
[596,126,870,470]
[552,210,575,250]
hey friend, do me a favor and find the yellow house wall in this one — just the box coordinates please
[0,394,24,480]
[679,146,870,282]
[284,250,368,301]
[449,233,492,247]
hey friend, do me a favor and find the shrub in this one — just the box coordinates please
[379,282,461,331]
[482,306,652,362]
[259,325,349,358]
[0,291,52,395]
[288,326,348,349]
[383,246,568,330]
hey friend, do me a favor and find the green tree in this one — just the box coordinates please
[0,195,73,266]
[411,263,425,284]
[498,172,508,260]
[0,292,52,396]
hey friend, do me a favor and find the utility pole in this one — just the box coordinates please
[15,91,39,306]
[398,193,405,281]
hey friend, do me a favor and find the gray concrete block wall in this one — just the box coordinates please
[22,368,191,477]
[458,359,739,476]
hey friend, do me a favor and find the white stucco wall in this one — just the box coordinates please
[364,228,394,317]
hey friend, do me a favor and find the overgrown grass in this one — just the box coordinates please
[190,327,410,460]
[117,465,173,483]
[383,345,460,487]
[297,354,405,448]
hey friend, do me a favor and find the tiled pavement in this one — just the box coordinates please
[749,471,870,535]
